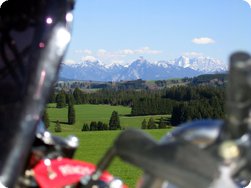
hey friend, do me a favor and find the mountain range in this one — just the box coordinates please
[59,56,228,81]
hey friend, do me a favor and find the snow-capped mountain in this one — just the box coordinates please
[173,56,227,72]
[59,56,227,81]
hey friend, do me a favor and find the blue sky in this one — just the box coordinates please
[65,0,251,65]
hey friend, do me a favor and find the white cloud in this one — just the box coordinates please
[97,49,107,56]
[135,46,162,55]
[81,56,98,62]
[83,49,92,55]
[76,47,162,58]
[75,49,93,55]
[192,37,215,44]
[64,59,77,65]
[119,49,135,55]
[183,51,203,57]
[118,47,162,56]
[75,47,162,65]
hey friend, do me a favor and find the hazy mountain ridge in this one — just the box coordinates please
[60,56,227,81]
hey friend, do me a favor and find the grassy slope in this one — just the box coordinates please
[48,104,171,187]
[47,104,170,132]
[56,130,168,187]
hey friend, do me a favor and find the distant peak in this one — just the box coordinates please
[105,63,124,69]
[175,56,190,68]
[177,55,189,60]
[61,55,228,81]
[137,56,146,62]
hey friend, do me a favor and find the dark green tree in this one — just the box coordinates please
[171,104,182,126]
[73,88,83,104]
[103,123,108,130]
[66,94,75,105]
[81,123,89,131]
[147,117,157,129]
[158,117,166,129]
[90,121,98,131]
[141,119,147,129]
[97,121,104,130]
[42,109,50,129]
[109,111,121,130]
[68,103,76,125]
[48,90,56,103]
[55,120,62,132]
[171,103,189,126]
[56,90,66,108]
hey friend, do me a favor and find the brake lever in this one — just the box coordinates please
[114,129,219,188]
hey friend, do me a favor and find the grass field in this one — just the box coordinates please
[47,104,171,132]
[55,129,169,187]
[47,104,172,187]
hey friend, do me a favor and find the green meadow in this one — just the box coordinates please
[48,104,171,187]
[55,130,169,187]
[47,104,171,132]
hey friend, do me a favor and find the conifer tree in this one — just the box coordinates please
[48,90,56,103]
[42,109,50,129]
[158,117,166,129]
[141,119,147,129]
[68,103,75,125]
[103,123,108,130]
[147,117,156,129]
[73,88,83,104]
[90,121,98,131]
[56,90,66,108]
[67,94,75,105]
[55,120,62,132]
[97,121,104,130]
[109,111,121,130]
[81,123,89,131]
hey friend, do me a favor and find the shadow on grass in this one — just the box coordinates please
[47,106,67,109]
[51,120,70,125]
[122,114,133,117]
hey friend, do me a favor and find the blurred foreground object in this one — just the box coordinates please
[0,0,74,187]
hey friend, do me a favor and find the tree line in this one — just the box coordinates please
[56,74,227,91]
[50,88,164,108]
[49,85,225,126]
[169,86,225,125]
[141,117,169,129]
[81,111,121,131]
[51,110,121,132]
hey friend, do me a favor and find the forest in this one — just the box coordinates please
[49,82,225,126]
